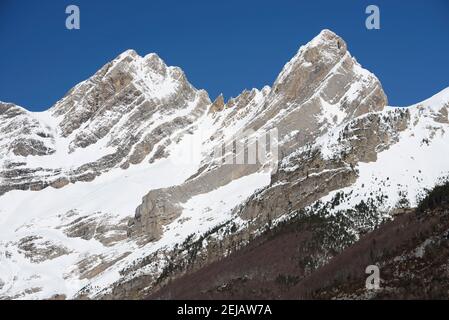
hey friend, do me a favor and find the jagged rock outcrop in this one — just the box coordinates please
[208,94,225,114]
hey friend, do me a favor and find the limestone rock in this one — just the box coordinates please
[208,94,225,114]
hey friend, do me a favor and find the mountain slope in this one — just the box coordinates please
[149,181,449,300]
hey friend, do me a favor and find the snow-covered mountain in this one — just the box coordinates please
[0,29,448,299]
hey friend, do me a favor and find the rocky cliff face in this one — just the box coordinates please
[0,30,449,300]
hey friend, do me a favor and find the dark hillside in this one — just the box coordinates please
[149,182,449,300]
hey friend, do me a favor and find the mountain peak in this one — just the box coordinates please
[310,29,343,45]
[208,93,225,113]
[117,49,139,59]
[267,28,385,121]
[143,52,170,76]
[106,50,172,79]
[273,30,347,89]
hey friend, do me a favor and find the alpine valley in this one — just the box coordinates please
[1,30,449,300]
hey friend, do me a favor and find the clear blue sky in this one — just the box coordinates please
[0,0,448,111]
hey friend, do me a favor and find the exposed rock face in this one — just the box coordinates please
[238,107,411,223]
[127,29,389,241]
[129,163,260,241]
[1,29,449,300]
[244,30,387,153]
[61,211,129,246]
[16,235,70,264]
[208,94,225,114]
[0,102,55,158]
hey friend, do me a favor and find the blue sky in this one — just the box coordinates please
[0,0,448,111]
